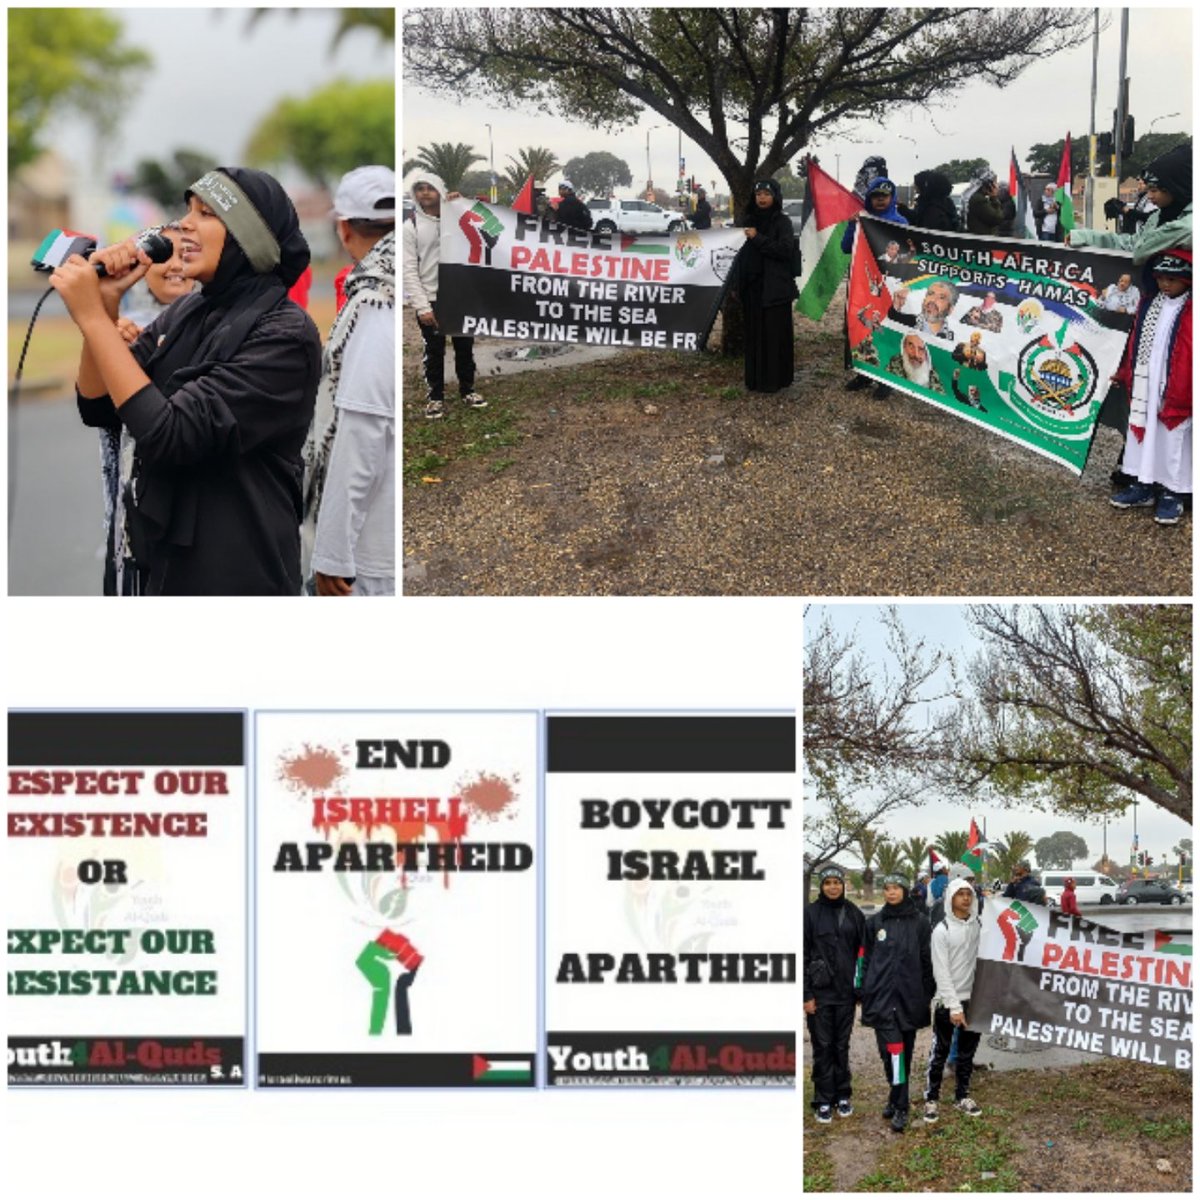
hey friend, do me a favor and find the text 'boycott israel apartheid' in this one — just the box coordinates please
[969,897,1191,1070]
[436,199,743,351]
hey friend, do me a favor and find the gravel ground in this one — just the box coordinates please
[402,293,1192,597]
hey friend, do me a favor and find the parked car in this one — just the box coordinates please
[782,199,805,236]
[1115,878,1187,905]
[1042,872,1118,907]
[586,198,688,235]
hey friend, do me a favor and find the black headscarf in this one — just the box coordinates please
[1142,141,1192,223]
[743,178,784,229]
[147,167,311,391]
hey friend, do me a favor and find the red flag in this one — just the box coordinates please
[1056,135,1073,191]
[512,174,535,215]
[966,818,981,853]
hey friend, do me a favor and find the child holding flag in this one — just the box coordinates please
[860,873,935,1133]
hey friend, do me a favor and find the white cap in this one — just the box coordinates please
[559,180,575,191]
[333,165,396,220]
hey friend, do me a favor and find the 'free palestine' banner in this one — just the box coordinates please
[969,897,1191,1071]
[848,215,1137,474]
[437,199,743,350]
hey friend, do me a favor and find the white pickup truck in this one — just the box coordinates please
[586,198,689,235]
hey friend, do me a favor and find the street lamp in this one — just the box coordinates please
[645,124,664,198]
[485,122,495,202]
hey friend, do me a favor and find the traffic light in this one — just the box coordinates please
[1121,114,1135,157]
[1097,131,1114,156]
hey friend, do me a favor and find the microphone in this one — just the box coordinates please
[93,230,175,277]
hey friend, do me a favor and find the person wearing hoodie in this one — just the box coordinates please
[860,873,935,1133]
[804,864,867,1123]
[59,167,321,596]
[735,178,798,393]
[902,170,959,232]
[1067,142,1192,266]
[843,178,907,396]
[1059,877,1082,917]
[401,168,486,420]
[923,877,984,1120]
[554,181,594,231]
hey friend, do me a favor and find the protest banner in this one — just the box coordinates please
[256,711,538,1087]
[436,198,743,350]
[969,896,1191,1071]
[545,714,797,1086]
[6,711,246,1087]
[847,215,1137,473]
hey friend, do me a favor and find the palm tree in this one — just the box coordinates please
[934,828,971,865]
[901,835,932,883]
[503,145,561,191]
[409,141,485,191]
[875,841,908,879]
[856,827,884,901]
[991,830,1036,882]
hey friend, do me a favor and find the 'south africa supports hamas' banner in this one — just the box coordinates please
[969,897,1191,1071]
[847,215,1137,474]
[437,198,743,351]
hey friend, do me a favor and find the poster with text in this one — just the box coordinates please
[545,714,797,1086]
[256,711,539,1087]
[848,215,1135,473]
[438,198,742,351]
[6,711,246,1087]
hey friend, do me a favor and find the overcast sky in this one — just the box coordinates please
[805,603,1193,872]
[404,6,1191,197]
[50,8,393,180]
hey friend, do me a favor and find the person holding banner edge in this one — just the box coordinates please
[803,864,866,1123]
[924,877,985,1122]
[860,872,935,1134]
[734,178,798,394]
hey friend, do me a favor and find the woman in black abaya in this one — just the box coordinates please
[53,167,321,595]
[737,178,797,393]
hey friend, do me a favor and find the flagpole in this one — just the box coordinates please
[1086,9,1098,227]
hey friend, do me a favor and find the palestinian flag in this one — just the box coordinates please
[1056,135,1075,238]
[512,174,535,215]
[962,819,987,873]
[854,945,865,989]
[796,157,863,320]
[472,1054,532,1083]
[1009,147,1038,240]
[886,1042,907,1084]
[1153,930,1192,956]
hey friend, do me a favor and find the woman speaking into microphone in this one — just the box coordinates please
[51,167,321,595]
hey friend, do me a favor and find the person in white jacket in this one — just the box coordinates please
[401,168,486,419]
[923,877,984,1121]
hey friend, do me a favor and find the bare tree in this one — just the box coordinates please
[803,607,952,899]
[947,605,1192,822]
[404,8,1094,217]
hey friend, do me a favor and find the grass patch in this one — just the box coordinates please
[1138,1116,1191,1142]
[803,1149,835,1191]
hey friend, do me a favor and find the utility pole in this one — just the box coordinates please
[1114,9,1130,185]
[1086,9,1098,226]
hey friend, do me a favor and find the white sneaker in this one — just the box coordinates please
[924,1100,939,1123]
[461,391,488,409]
[955,1097,982,1117]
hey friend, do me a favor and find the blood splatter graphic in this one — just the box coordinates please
[277,744,348,797]
[459,772,519,821]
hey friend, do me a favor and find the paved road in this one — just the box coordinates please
[9,391,107,595]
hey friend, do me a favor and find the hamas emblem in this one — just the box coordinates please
[1011,326,1099,437]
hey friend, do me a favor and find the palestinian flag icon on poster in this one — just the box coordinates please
[796,156,864,319]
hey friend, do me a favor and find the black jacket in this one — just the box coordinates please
[860,897,935,1031]
[735,207,799,307]
[905,171,959,232]
[78,297,321,595]
[692,198,712,230]
[803,895,866,1005]
[554,195,594,231]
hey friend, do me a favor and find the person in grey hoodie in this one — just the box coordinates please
[923,876,984,1121]
[401,168,486,419]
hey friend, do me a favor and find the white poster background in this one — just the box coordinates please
[256,711,538,1055]
[5,762,246,1039]
[546,760,797,1032]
